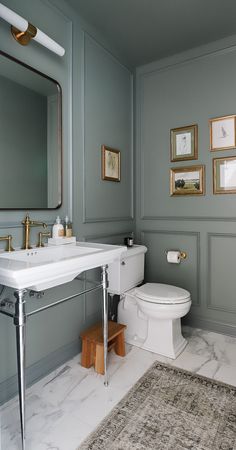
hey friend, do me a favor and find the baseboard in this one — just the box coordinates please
[183,315,236,337]
[0,339,80,406]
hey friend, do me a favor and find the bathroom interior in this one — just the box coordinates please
[1,0,236,449]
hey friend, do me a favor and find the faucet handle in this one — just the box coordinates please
[0,235,15,252]
[7,235,15,252]
[37,231,51,248]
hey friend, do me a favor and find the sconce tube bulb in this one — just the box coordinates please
[35,29,65,56]
[0,3,65,56]
[0,3,28,31]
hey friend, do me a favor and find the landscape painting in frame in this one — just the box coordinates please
[213,156,236,194]
[170,165,205,196]
[101,145,120,182]
[209,115,236,151]
[170,124,198,162]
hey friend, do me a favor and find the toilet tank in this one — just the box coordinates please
[107,245,147,295]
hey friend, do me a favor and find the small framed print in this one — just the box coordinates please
[170,124,198,162]
[213,156,236,194]
[101,145,120,182]
[209,115,236,151]
[170,165,205,196]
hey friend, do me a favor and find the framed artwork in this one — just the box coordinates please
[101,145,120,182]
[209,115,236,151]
[213,156,236,194]
[170,124,198,162]
[170,165,205,196]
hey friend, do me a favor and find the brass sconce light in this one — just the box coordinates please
[11,22,37,46]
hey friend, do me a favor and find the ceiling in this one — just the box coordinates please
[67,0,236,68]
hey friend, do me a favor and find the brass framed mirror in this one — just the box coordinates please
[0,50,62,209]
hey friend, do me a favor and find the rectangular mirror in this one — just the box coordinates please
[0,50,62,209]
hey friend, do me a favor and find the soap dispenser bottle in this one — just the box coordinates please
[52,216,64,238]
[64,215,73,237]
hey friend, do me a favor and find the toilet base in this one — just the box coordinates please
[118,294,189,360]
[142,317,187,359]
[125,333,146,348]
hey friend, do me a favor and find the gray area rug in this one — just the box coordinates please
[78,362,236,450]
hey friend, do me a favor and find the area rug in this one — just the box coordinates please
[78,362,236,450]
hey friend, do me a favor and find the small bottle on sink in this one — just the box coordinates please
[64,216,73,237]
[52,216,64,238]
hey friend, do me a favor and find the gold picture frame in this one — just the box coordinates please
[101,145,120,182]
[213,156,236,194]
[170,165,205,196]
[170,124,198,162]
[209,115,236,151]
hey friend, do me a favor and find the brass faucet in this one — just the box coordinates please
[22,214,47,250]
[0,235,14,252]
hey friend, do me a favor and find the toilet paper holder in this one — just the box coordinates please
[165,250,187,260]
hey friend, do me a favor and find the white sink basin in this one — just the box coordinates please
[0,244,101,264]
[0,242,125,291]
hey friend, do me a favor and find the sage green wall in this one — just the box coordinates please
[0,75,47,208]
[0,0,133,403]
[135,36,236,337]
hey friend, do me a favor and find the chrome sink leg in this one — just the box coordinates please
[14,289,27,450]
[102,265,108,387]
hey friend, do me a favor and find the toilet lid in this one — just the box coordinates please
[135,283,190,304]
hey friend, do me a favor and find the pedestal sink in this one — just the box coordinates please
[0,241,125,450]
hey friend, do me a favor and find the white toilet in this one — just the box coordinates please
[107,245,191,359]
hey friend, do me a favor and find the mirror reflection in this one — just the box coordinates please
[0,51,62,209]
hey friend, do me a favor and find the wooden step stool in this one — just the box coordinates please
[80,321,126,375]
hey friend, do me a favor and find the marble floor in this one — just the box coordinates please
[1,326,236,450]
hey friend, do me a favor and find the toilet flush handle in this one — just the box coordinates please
[121,261,126,266]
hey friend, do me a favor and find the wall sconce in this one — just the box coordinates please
[0,2,65,56]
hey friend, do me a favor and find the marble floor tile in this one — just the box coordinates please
[183,327,236,365]
[196,359,221,378]
[168,349,210,373]
[1,326,236,450]
[213,363,236,387]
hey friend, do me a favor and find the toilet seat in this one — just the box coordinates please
[135,283,190,305]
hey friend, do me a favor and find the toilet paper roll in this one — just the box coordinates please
[167,251,181,264]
